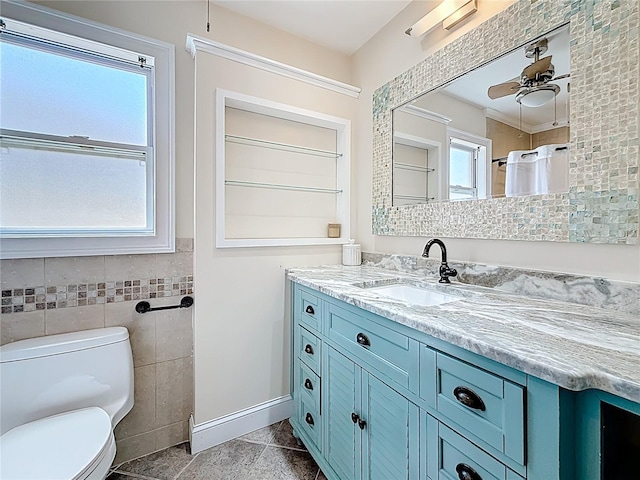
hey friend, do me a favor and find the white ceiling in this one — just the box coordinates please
[212,0,412,55]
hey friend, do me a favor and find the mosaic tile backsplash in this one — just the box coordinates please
[372,0,639,244]
[1,276,194,314]
[362,252,640,315]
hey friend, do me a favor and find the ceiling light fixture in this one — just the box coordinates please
[515,84,560,108]
[405,0,477,38]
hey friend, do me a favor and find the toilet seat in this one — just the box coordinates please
[0,407,115,480]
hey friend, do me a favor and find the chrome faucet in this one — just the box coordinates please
[422,238,457,283]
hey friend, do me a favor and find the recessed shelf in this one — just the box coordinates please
[225,180,342,194]
[225,134,341,159]
[394,162,434,173]
[393,194,434,201]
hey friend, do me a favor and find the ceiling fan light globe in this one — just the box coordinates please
[516,84,560,107]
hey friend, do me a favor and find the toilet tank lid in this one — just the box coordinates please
[0,327,129,363]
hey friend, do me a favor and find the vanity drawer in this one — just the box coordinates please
[297,393,321,451]
[421,347,525,466]
[428,419,524,480]
[295,286,321,333]
[297,360,321,410]
[327,302,418,392]
[297,326,321,374]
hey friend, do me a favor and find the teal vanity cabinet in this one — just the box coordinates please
[292,285,420,479]
[324,346,420,479]
[574,389,640,479]
[290,283,574,480]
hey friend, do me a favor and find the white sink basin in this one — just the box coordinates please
[368,284,460,307]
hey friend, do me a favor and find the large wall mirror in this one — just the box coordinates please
[392,25,570,205]
[373,0,638,244]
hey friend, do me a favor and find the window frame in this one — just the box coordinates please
[449,141,478,200]
[445,127,492,202]
[0,0,175,259]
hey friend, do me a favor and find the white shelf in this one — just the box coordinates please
[393,162,434,173]
[225,134,341,159]
[225,180,342,194]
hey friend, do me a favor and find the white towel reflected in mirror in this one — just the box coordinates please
[505,144,569,197]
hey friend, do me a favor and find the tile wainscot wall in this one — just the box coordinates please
[0,238,195,463]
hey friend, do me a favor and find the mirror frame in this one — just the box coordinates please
[372,0,639,244]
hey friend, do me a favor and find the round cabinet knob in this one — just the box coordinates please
[358,418,367,430]
[356,332,370,347]
[351,412,359,423]
[305,413,315,426]
[305,305,315,315]
[453,386,486,411]
[304,378,314,390]
[456,463,482,480]
[304,344,314,355]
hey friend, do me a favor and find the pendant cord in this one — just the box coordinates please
[206,0,210,32]
[518,103,523,138]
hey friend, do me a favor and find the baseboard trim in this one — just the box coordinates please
[189,395,294,454]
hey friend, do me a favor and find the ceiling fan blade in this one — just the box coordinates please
[522,56,552,80]
[487,81,521,99]
[551,73,570,81]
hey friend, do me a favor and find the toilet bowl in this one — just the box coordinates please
[0,327,134,480]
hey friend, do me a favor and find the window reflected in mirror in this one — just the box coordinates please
[391,23,570,205]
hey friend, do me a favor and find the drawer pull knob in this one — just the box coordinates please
[305,305,315,315]
[453,386,486,411]
[351,412,359,423]
[305,413,315,426]
[455,463,482,480]
[358,418,367,430]
[304,344,314,355]
[304,378,314,390]
[356,332,371,347]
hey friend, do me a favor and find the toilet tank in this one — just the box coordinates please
[0,327,134,435]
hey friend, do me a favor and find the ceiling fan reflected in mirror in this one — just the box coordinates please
[487,38,570,108]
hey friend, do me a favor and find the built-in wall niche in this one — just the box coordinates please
[392,133,440,205]
[215,89,350,248]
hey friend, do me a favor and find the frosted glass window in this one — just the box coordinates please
[0,142,149,232]
[0,6,174,259]
[0,41,149,145]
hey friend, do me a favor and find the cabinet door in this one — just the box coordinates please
[361,372,420,480]
[325,346,361,480]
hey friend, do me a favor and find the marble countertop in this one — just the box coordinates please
[287,265,640,404]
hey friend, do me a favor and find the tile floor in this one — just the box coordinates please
[107,420,328,480]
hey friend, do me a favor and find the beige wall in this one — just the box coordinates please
[532,126,570,149]
[487,118,532,159]
[352,0,640,282]
[192,48,355,424]
[486,118,531,196]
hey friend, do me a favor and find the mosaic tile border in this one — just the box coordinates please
[372,0,639,244]
[1,276,194,314]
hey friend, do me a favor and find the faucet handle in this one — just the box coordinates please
[439,263,457,283]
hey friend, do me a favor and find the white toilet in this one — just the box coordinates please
[0,327,134,480]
